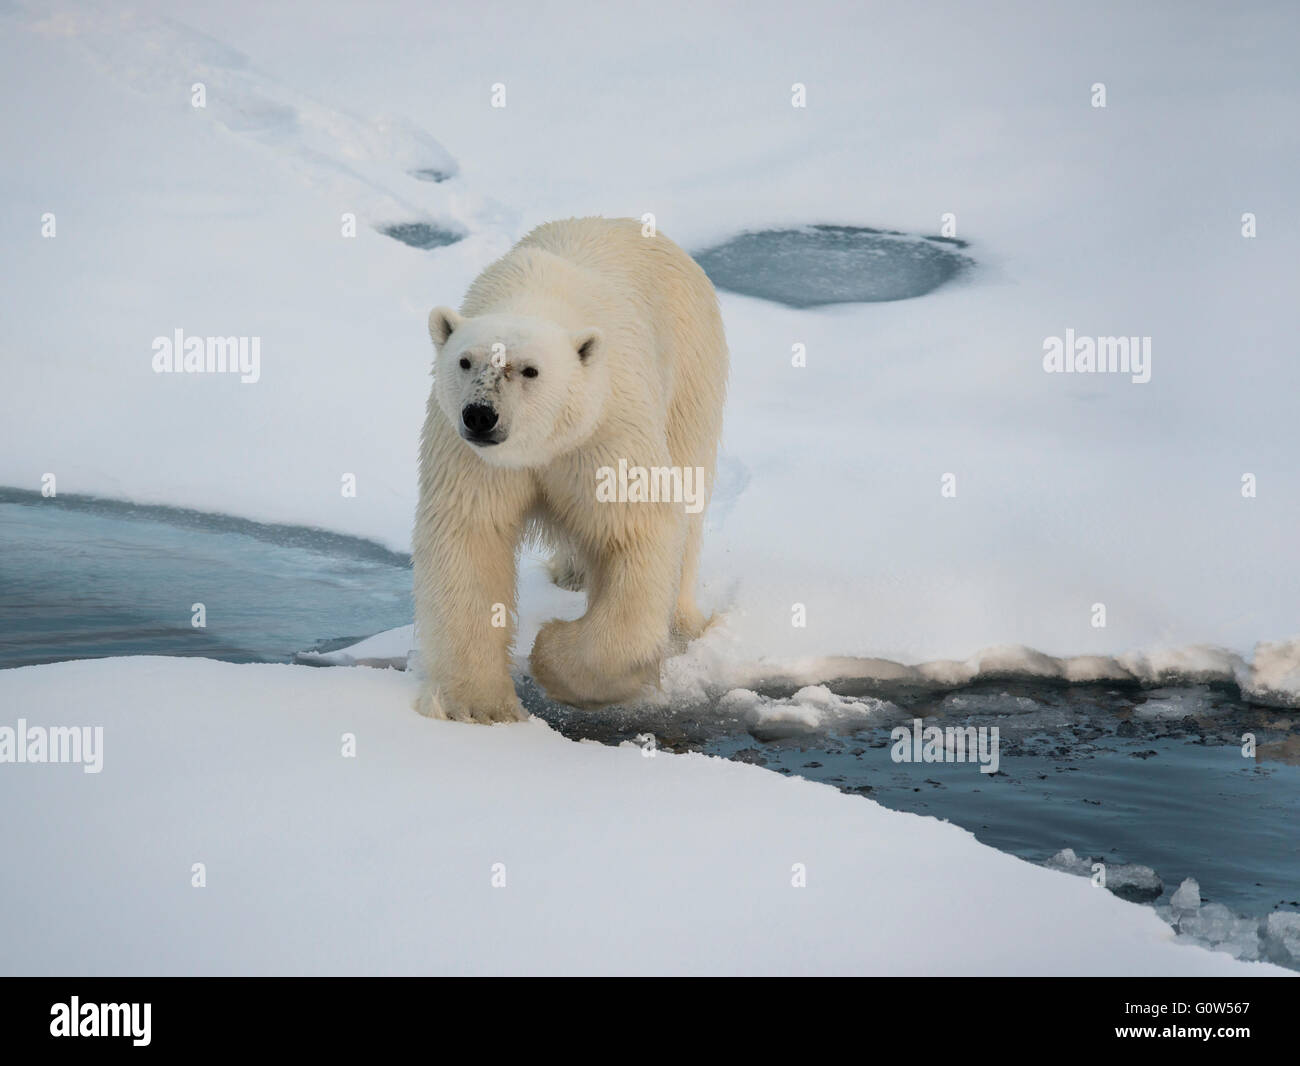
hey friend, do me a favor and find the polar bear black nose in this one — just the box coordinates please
[461,404,498,434]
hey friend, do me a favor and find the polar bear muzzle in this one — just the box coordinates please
[460,402,503,446]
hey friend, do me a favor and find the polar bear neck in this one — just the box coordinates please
[463,246,602,333]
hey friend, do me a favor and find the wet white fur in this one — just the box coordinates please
[414,217,729,721]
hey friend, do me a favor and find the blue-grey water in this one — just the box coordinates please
[0,489,412,667]
[694,225,971,307]
[528,679,1300,914]
[378,221,463,249]
[2,489,1296,966]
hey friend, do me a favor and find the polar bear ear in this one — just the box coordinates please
[428,306,464,347]
[573,327,602,363]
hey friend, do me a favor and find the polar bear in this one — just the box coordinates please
[413,217,729,722]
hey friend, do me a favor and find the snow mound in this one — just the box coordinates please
[720,639,1300,710]
[26,1,463,216]
[718,684,894,737]
[295,625,414,669]
[1239,639,1300,708]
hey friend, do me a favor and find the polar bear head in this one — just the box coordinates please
[428,307,607,468]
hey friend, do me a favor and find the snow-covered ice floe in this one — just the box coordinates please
[296,625,415,671]
[0,656,1290,975]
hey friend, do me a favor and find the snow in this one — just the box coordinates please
[295,624,414,669]
[1240,639,1300,708]
[717,684,891,737]
[0,656,1288,975]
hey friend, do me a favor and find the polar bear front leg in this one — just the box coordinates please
[530,510,682,708]
[414,506,528,724]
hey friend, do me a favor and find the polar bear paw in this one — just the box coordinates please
[529,618,658,709]
[415,685,527,724]
[546,550,587,592]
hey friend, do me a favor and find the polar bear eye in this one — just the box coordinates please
[521,366,539,378]
[458,357,471,370]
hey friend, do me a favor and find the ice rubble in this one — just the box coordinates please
[1046,859,1300,969]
